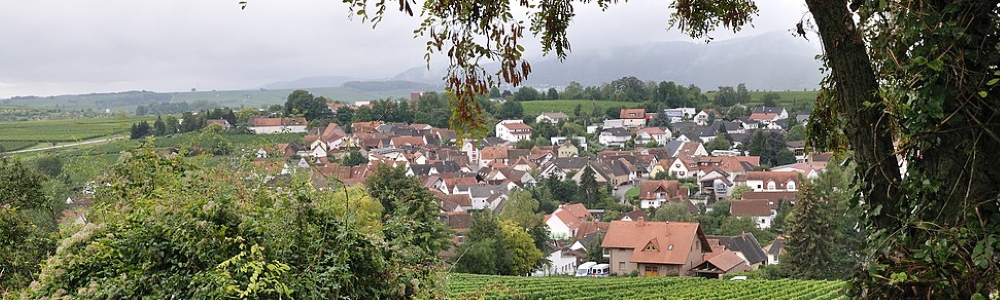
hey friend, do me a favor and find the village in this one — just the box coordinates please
[165,92,832,280]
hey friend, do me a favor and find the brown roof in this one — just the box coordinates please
[559,203,593,221]
[730,199,773,217]
[746,171,801,189]
[391,136,425,147]
[620,108,646,119]
[638,180,685,200]
[445,211,473,232]
[481,146,509,160]
[702,250,748,272]
[741,191,798,209]
[639,127,666,135]
[749,113,777,121]
[250,117,307,127]
[574,221,610,241]
[601,220,709,265]
[503,122,533,130]
[676,142,704,159]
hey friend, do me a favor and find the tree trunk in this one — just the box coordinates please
[803,0,901,231]
[806,0,1000,298]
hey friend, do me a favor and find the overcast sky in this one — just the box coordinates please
[0,0,814,98]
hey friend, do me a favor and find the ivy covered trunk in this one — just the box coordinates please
[806,0,1000,298]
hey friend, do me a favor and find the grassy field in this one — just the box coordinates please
[445,274,847,300]
[703,90,819,110]
[521,100,644,117]
[0,116,153,151]
[2,86,420,113]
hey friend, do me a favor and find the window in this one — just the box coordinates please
[644,242,657,252]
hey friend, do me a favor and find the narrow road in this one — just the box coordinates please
[7,135,127,154]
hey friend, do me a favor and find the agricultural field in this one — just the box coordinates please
[521,100,644,117]
[0,116,152,151]
[445,274,847,300]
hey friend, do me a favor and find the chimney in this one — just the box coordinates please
[637,217,645,227]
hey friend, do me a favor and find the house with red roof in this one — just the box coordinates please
[544,203,595,239]
[601,220,711,276]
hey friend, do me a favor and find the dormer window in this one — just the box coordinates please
[644,241,658,252]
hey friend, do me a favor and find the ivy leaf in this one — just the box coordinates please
[927,60,944,72]
[987,78,998,86]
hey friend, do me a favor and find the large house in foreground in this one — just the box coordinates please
[601,220,711,277]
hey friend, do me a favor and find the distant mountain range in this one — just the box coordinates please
[392,31,824,90]
[260,75,363,90]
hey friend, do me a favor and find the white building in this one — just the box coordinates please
[495,120,533,142]
[664,107,697,123]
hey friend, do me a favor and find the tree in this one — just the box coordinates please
[562,82,583,99]
[284,90,330,120]
[500,189,540,228]
[572,103,582,117]
[728,185,751,201]
[342,150,369,167]
[704,133,730,152]
[585,232,608,264]
[578,167,600,207]
[235,107,260,124]
[153,115,166,136]
[129,121,151,139]
[496,100,524,120]
[0,157,57,292]
[327,0,1000,295]
[785,124,806,141]
[745,129,792,167]
[760,92,780,107]
[163,115,179,135]
[713,86,738,107]
[499,219,544,275]
[455,212,542,275]
[35,155,63,178]
[782,181,837,280]
[735,83,750,104]
[546,88,559,100]
[717,216,776,245]
[512,86,541,101]
[23,146,441,299]
[652,202,695,222]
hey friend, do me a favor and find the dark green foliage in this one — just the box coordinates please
[153,115,166,136]
[704,133,731,152]
[129,120,151,139]
[496,100,525,120]
[284,90,331,120]
[578,167,600,207]
[22,146,443,299]
[513,87,541,101]
[782,182,836,279]
[34,155,63,178]
[455,211,542,276]
[334,106,355,129]
[585,231,608,264]
[744,129,794,167]
[783,159,861,280]
[364,164,452,256]
[607,76,649,102]
[0,158,57,293]
[342,150,368,167]
[761,92,780,107]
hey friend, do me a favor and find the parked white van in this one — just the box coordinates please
[590,263,610,277]
[576,262,597,277]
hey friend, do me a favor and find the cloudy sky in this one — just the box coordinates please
[0,0,813,98]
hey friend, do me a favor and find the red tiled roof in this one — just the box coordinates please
[602,220,707,265]
[620,108,646,119]
[730,199,772,217]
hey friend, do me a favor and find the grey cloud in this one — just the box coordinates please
[0,0,813,98]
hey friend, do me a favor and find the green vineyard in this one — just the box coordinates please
[445,274,847,300]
